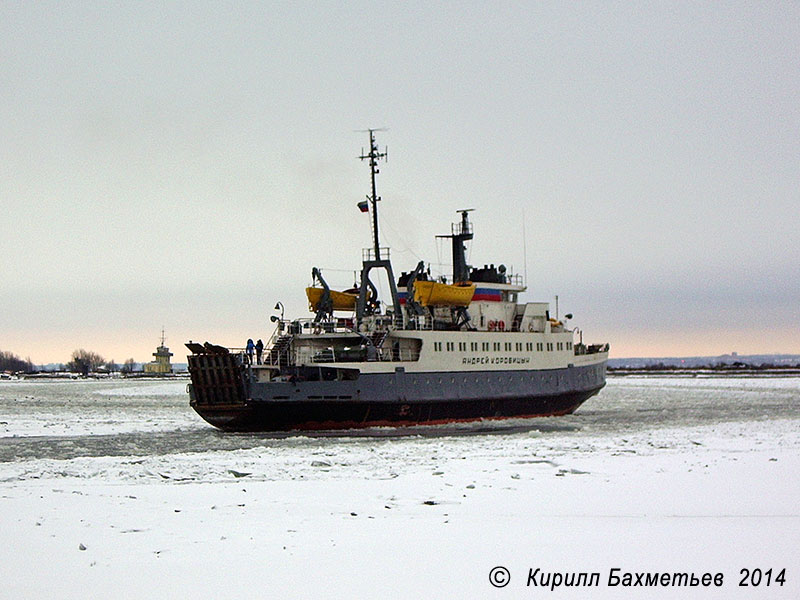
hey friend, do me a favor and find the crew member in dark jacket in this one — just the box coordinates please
[246,338,255,364]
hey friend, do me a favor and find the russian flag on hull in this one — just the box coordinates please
[472,288,503,301]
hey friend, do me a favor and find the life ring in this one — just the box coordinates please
[497,320,505,331]
[488,320,496,331]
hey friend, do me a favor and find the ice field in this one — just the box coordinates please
[1,376,798,598]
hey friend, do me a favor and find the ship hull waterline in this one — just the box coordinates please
[189,384,605,432]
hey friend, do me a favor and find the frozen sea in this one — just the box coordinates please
[1,376,798,598]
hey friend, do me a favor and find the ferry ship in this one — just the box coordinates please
[186,131,608,432]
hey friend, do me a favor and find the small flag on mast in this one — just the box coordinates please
[357,200,369,213]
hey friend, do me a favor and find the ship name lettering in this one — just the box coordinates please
[462,356,492,365]
[460,356,531,365]
[527,569,599,589]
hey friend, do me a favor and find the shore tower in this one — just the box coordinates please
[144,328,173,374]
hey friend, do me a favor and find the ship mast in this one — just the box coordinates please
[355,129,400,328]
[359,129,387,260]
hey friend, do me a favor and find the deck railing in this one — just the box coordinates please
[362,247,391,262]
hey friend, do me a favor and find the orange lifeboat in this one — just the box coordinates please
[412,281,476,307]
[306,287,370,312]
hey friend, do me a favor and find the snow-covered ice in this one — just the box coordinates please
[1,377,798,598]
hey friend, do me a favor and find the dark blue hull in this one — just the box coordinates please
[192,386,604,432]
[188,359,606,432]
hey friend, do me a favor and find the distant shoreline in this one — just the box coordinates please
[608,366,800,378]
[1,372,189,381]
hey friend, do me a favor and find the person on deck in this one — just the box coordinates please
[246,338,255,364]
[255,339,264,364]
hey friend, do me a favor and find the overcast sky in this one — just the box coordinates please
[2,1,798,364]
